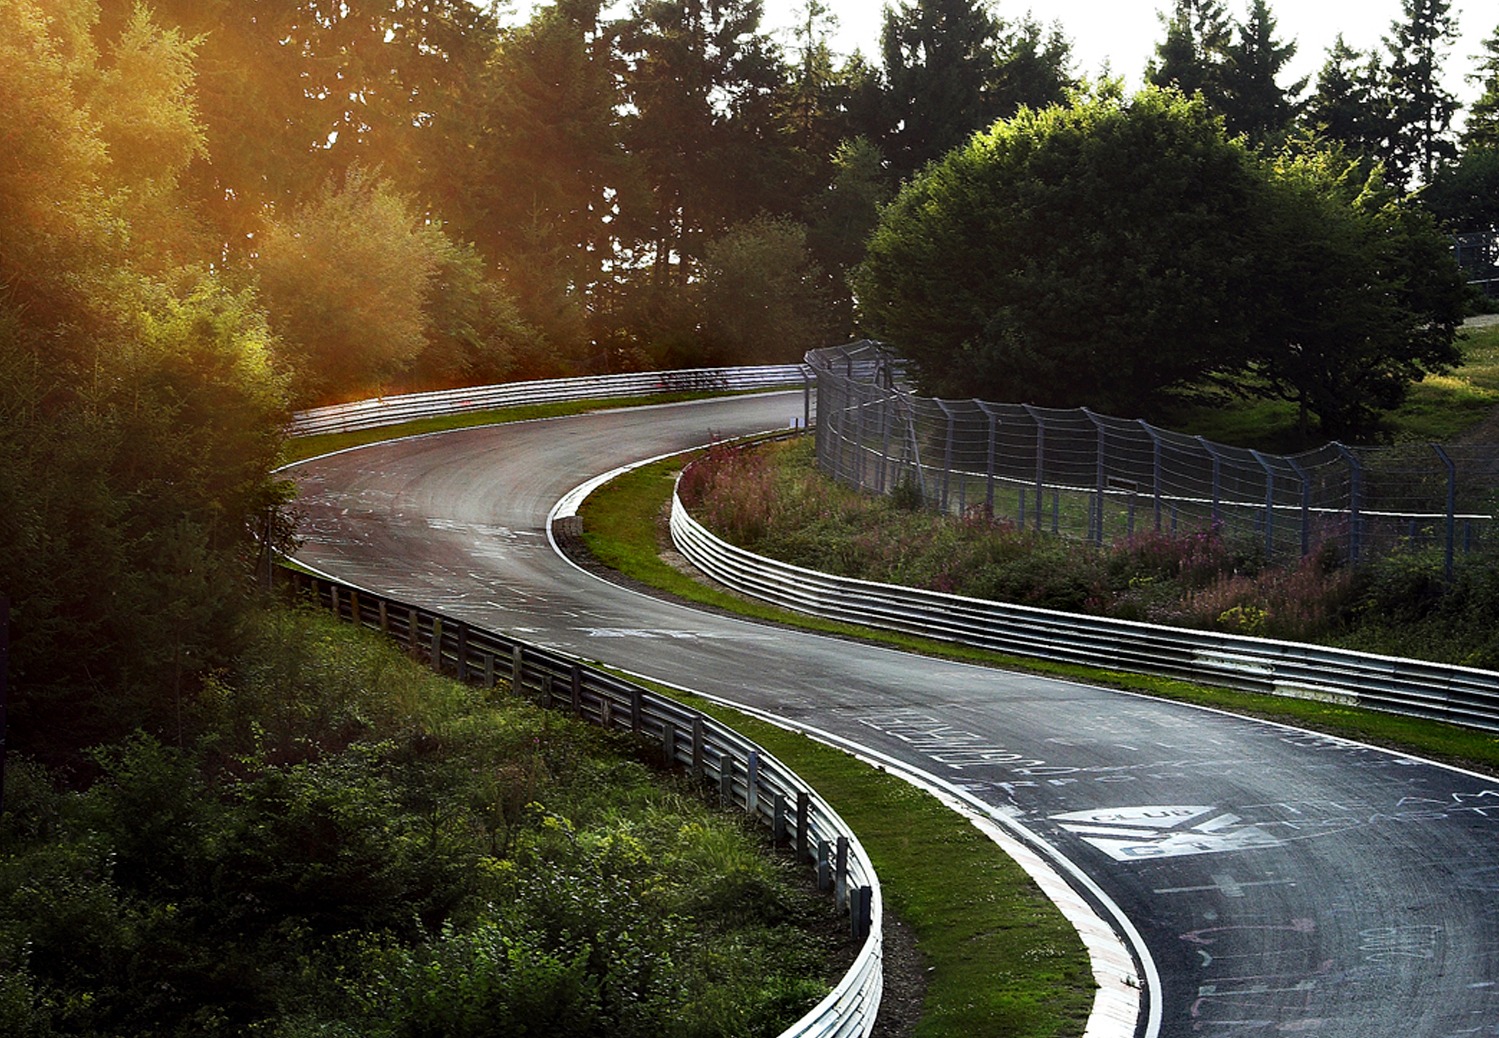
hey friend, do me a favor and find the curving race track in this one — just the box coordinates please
[289,394,1499,1038]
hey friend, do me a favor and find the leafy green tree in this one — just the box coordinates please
[852,87,1465,436]
[853,87,1265,412]
[1249,143,1465,435]
[256,170,442,401]
[1220,0,1305,145]
[457,0,634,364]
[1383,0,1459,186]
[1302,36,1390,162]
[697,216,839,365]
[805,135,894,331]
[1423,146,1499,232]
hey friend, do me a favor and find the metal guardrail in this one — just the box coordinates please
[282,567,883,1038]
[670,490,1499,733]
[291,365,813,436]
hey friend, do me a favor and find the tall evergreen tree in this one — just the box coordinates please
[617,0,790,285]
[1148,0,1233,111]
[878,0,1072,180]
[1220,0,1304,145]
[456,0,633,360]
[1463,22,1499,151]
[880,0,1004,178]
[1383,0,1459,187]
[1303,36,1390,162]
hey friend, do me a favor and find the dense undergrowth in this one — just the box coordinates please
[0,607,839,1038]
[679,438,1499,669]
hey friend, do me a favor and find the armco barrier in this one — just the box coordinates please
[292,365,812,436]
[670,490,1499,733]
[283,567,882,1038]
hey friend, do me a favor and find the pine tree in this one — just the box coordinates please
[1383,0,1459,187]
[1148,0,1233,110]
[1463,22,1499,151]
[877,0,1072,180]
[1220,0,1305,145]
[880,0,1005,177]
[1303,36,1390,161]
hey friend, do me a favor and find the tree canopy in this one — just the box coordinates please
[852,87,1466,437]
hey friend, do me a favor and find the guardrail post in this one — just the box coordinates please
[511,645,523,694]
[746,750,760,816]
[851,386,865,488]
[691,716,705,782]
[835,835,849,909]
[455,623,469,682]
[1197,436,1223,527]
[483,653,495,689]
[817,839,831,891]
[796,790,810,859]
[978,401,998,517]
[1140,420,1164,531]
[936,400,955,514]
[720,754,734,807]
[349,589,361,626]
[407,607,419,653]
[1023,404,1046,532]
[571,664,583,716]
[377,599,389,635]
[630,688,643,734]
[662,722,677,769]
[540,673,553,708]
[1434,444,1457,579]
[428,616,441,670]
[878,392,894,494]
[852,885,873,941]
[329,584,340,619]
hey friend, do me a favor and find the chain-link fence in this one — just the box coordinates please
[1456,232,1499,298]
[807,342,1499,573]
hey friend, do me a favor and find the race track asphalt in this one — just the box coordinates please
[288,393,1499,1038]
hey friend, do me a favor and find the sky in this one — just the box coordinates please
[755,0,1493,112]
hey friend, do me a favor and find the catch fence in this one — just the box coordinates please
[807,342,1499,573]
[1456,232,1499,297]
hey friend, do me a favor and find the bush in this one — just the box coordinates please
[0,607,838,1038]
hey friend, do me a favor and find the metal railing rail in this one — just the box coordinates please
[291,365,813,436]
[670,491,1499,733]
[282,566,883,1038]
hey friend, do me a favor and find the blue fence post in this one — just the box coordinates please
[1433,444,1457,580]
[1250,450,1276,561]
[1140,420,1164,532]
[1333,444,1363,564]
[1085,409,1106,545]
[1196,436,1223,528]
[977,401,998,517]
[1286,456,1312,558]
[1023,404,1046,532]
